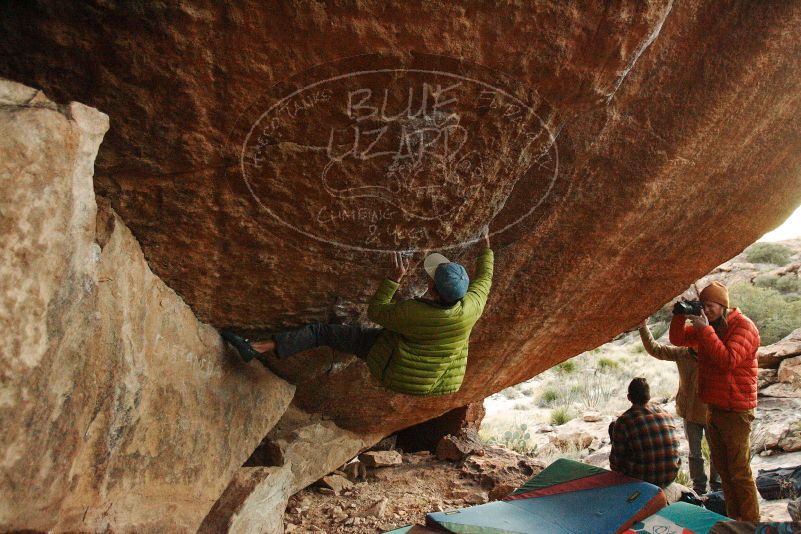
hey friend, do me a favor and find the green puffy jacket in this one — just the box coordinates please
[365,248,494,396]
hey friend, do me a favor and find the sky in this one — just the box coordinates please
[759,204,801,242]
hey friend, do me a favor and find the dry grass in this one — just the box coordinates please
[482,339,679,445]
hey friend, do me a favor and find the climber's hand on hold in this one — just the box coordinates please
[482,226,491,249]
[391,252,410,283]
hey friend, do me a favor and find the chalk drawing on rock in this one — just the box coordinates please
[237,54,560,253]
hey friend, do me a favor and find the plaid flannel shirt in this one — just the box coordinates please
[609,403,680,488]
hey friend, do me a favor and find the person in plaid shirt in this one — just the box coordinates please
[609,377,681,488]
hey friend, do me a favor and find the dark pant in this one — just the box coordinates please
[685,420,722,493]
[272,323,383,360]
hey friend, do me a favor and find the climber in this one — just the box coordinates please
[221,229,493,396]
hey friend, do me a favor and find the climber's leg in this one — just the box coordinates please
[271,323,383,359]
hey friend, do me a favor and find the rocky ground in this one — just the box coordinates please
[283,446,543,533]
[283,431,800,533]
[284,386,799,533]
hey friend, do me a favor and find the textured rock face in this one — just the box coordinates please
[261,406,375,495]
[197,465,293,534]
[0,80,294,533]
[203,406,375,533]
[752,398,801,454]
[3,0,801,477]
[760,328,801,368]
[779,356,801,388]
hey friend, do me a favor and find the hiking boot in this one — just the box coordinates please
[220,329,262,363]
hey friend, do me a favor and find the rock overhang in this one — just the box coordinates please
[2,1,801,437]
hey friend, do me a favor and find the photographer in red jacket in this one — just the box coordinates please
[670,281,760,521]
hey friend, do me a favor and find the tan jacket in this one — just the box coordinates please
[638,324,707,425]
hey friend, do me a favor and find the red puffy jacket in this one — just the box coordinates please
[669,309,759,411]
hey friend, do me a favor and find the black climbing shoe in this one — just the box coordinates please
[220,329,262,363]
[253,352,275,370]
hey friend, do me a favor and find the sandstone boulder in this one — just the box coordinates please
[779,356,801,388]
[318,474,354,495]
[360,450,403,468]
[761,383,801,399]
[583,411,603,422]
[488,482,518,501]
[779,429,801,453]
[751,398,801,454]
[435,430,485,462]
[253,405,374,493]
[460,445,544,492]
[197,465,293,534]
[759,329,801,369]
[448,489,488,505]
[0,80,294,533]
[359,497,388,519]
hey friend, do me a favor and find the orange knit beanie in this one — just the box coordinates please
[700,281,729,308]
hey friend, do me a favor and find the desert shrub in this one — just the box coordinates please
[555,360,577,374]
[729,283,801,344]
[539,388,559,405]
[650,321,669,340]
[746,242,793,266]
[550,406,574,426]
[555,381,581,407]
[776,275,801,295]
[754,273,780,290]
[631,343,646,354]
[518,385,535,397]
[513,402,529,411]
[502,388,522,400]
[650,304,674,326]
[580,373,616,409]
[597,357,619,371]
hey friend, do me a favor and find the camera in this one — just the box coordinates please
[672,300,703,316]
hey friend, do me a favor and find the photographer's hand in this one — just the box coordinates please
[689,310,709,330]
